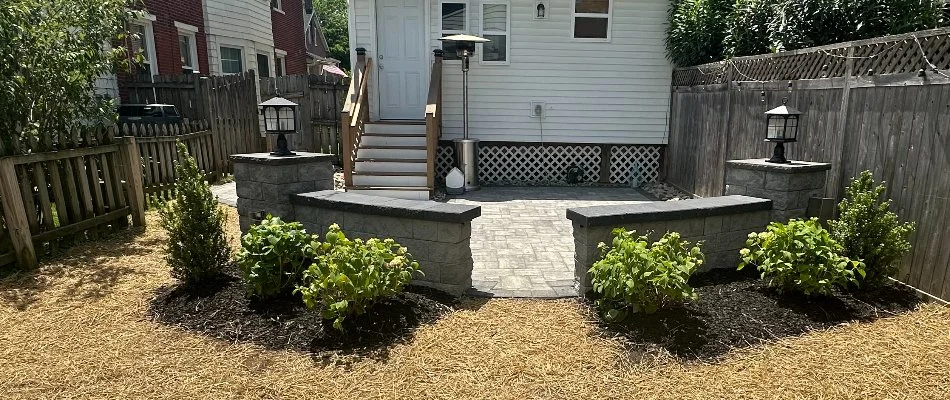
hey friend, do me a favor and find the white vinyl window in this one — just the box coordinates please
[131,21,157,77]
[271,0,283,12]
[572,0,611,41]
[220,46,244,74]
[440,1,468,61]
[480,1,509,64]
[257,53,271,78]
[176,22,200,74]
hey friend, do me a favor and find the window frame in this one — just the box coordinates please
[479,0,510,66]
[271,0,284,13]
[275,49,287,77]
[219,46,244,75]
[131,16,158,78]
[439,0,469,63]
[175,22,200,73]
[571,0,612,42]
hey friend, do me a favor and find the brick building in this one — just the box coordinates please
[271,0,309,76]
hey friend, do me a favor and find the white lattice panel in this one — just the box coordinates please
[436,145,454,180]
[478,145,601,183]
[609,145,662,184]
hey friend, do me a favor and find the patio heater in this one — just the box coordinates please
[439,34,489,191]
[259,96,299,156]
[764,101,801,164]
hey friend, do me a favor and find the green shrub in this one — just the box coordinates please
[829,171,916,289]
[159,142,231,288]
[739,218,865,296]
[236,216,317,299]
[589,229,704,320]
[296,224,421,331]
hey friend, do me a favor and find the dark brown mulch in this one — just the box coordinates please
[148,267,455,360]
[586,268,922,362]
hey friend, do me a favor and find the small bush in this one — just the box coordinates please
[236,216,317,299]
[296,224,421,331]
[159,142,231,288]
[829,171,916,289]
[589,229,704,320]
[739,218,865,296]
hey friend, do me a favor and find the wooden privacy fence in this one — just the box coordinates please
[0,133,145,269]
[666,28,950,300]
[260,74,348,160]
[209,71,266,172]
[123,74,211,121]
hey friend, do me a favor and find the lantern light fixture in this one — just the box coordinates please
[535,1,547,19]
[764,100,801,164]
[259,96,299,157]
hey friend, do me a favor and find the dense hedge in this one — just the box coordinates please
[667,0,946,67]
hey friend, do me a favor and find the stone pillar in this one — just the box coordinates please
[724,159,831,222]
[231,153,335,233]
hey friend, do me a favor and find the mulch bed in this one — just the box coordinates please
[586,268,922,362]
[148,265,455,359]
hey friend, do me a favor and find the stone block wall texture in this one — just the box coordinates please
[724,159,831,222]
[567,196,773,295]
[232,153,335,232]
[292,191,481,296]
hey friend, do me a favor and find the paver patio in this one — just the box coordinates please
[447,186,649,298]
[213,182,650,298]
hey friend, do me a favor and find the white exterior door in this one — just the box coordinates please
[376,0,427,120]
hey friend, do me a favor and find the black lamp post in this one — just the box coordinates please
[764,102,801,164]
[259,96,299,156]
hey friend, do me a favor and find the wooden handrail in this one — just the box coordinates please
[341,50,371,189]
[425,50,444,193]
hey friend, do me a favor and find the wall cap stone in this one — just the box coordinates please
[726,159,831,173]
[231,152,336,166]
[566,195,773,226]
[292,190,481,223]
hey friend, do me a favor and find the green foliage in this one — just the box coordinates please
[739,218,865,296]
[297,224,421,331]
[667,0,735,68]
[0,0,142,152]
[829,171,916,288]
[159,142,231,288]
[589,229,704,320]
[236,216,318,299]
[311,0,350,71]
[668,0,945,66]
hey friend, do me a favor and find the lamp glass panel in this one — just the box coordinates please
[278,107,295,131]
[785,116,798,140]
[767,116,785,140]
[264,107,278,131]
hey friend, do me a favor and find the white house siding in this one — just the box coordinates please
[204,0,275,76]
[350,0,672,145]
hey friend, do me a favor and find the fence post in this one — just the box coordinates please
[0,158,37,269]
[118,137,147,227]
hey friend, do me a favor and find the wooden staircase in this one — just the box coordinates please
[349,122,430,200]
[340,48,443,201]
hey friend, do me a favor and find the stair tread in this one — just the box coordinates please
[359,145,427,150]
[348,186,432,191]
[355,157,427,163]
[368,120,426,125]
[361,133,426,137]
[352,171,427,176]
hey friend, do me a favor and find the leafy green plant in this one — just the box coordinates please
[829,171,916,288]
[296,224,421,331]
[667,0,735,67]
[589,229,704,320]
[159,142,231,288]
[236,216,318,299]
[739,218,865,296]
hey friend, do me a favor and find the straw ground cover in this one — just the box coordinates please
[1,207,949,399]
